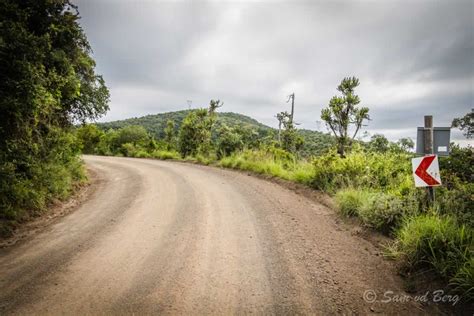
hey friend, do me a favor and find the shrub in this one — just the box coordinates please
[134,150,150,158]
[151,150,180,160]
[335,189,372,217]
[358,192,406,234]
[311,147,412,192]
[218,149,314,185]
[111,125,150,151]
[216,125,243,158]
[288,162,315,184]
[439,144,473,183]
[178,109,210,157]
[436,182,474,227]
[0,130,85,237]
[195,153,215,165]
[76,124,104,154]
[121,143,138,157]
[390,214,473,300]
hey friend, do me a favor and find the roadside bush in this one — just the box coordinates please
[311,147,412,192]
[436,181,474,227]
[390,214,473,299]
[178,109,210,157]
[335,189,372,217]
[121,143,139,157]
[439,144,473,184]
[196,153,217,165]
[289,162,315,184]
[0,130,85,237]
[115,125,149,147]
[134,150,151,158]
[219,149,314,184]
[76,124,104,154]
[216,125,243,159]
[358,192,406,234]
[151,150,180,160]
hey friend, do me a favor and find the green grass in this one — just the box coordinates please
[388,214,473,301]
[450,258,474,300]
[334,188,372,217]
[219,151,314,185]
[151,150,180,160]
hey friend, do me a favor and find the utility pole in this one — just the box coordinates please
[423,115,435,203]
[287,93,295,124]
[276,112,287,145]
[187,100,192,110]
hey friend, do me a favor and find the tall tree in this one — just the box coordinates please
[276,111,290,144]
[397,137,414,152]
[178,109,209,157]
[321,77,369,157]
[452,110,473,139]
[275,111,303,153]
[0,0,109,219]
[216,124,243,159]
[368,134,389,153]
[76,124,104,154]
[208,99,223,116]
[207,99,223,133]
[164,120,176,150]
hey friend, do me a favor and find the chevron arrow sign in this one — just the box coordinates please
[411,155,442,187]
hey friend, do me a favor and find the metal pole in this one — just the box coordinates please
[424,115,435,204]
[290,93,295,125]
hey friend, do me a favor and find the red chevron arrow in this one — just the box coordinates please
[415,155,440,186]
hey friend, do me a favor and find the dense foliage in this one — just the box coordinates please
[94,110,333,158]
[452,110,473,139]
[328,145,473,299]
[96,110,269,138]
[0,1,109,235]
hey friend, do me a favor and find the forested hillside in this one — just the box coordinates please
[96,110,268,137]
[95,110,335,157]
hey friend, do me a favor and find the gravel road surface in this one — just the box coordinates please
[0,156,428,314]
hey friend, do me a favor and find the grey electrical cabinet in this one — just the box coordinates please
[416,127,451,156]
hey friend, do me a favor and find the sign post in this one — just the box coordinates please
[425,115,435,203]
[413,115,450,205]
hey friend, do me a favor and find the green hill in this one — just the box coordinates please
[96,110,270,138]
[96,110,335,156]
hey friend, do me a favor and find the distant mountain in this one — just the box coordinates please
[96,110,271,139]
[96,110,335,156]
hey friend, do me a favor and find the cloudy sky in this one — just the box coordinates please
[75,0,473,144]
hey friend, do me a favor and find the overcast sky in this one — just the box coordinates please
[75,0,473,144]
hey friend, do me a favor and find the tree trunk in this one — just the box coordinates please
[337,139,345,158]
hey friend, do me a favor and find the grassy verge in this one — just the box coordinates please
[219,150,314,184]
[0,156,87,238]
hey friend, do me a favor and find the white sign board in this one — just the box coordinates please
[411,155,442,187]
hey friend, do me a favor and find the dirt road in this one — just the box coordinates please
[0,156,428,314]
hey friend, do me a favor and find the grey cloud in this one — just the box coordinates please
[75,0,473,143]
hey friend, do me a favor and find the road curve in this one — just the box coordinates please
[0,156,425,314]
